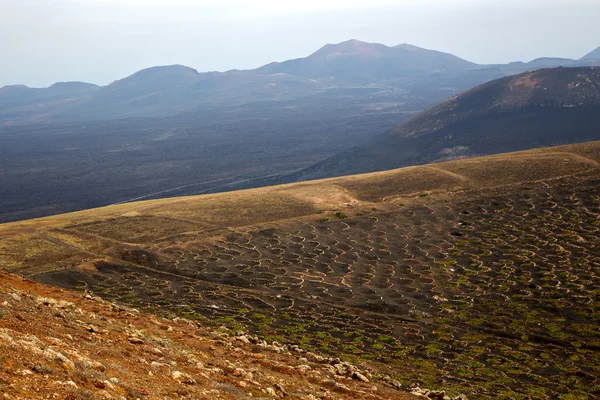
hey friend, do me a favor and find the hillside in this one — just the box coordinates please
[0,272,420,399]
[280,67,600,182]
[5,66,600,224]
[1,141,599,399]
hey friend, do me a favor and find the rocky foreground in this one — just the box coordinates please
[0,272,467,400]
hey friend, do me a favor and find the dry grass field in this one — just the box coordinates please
[1,141,600,399]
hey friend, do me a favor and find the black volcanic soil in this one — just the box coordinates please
[33,171,600,399]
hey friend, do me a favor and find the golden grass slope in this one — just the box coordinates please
[1,141,599,273]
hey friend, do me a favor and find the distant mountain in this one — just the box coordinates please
[105,65,202,94]
[527,57,577,67]
[278,67,600,182]
[46,81,100,95]
[0,85,39,106]
[0,81,98,107]
[66,65,207,119]
[581,46,600,61]
[0,65,324,122]
[393,43,479,70]
[253,39,476,81]
[1,41,599,123]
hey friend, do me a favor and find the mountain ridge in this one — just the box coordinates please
[2,41,598,123]
[4,41,599,91]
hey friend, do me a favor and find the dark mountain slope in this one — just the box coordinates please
[273,67,600,182]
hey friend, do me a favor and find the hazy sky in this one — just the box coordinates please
[1,0,599,87]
